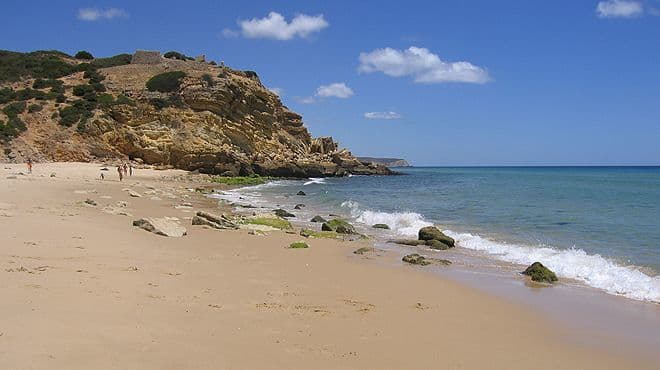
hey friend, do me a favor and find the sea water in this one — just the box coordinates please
[213,167,660,303]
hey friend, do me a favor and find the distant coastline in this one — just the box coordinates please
[358,157,411,167]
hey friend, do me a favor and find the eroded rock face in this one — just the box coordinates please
[133,217,187,237]
[2,56,392,177]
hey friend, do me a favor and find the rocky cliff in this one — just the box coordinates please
[0,50,392,177]
[357,157,410,167]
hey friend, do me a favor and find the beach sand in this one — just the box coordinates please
[0,162,656,369]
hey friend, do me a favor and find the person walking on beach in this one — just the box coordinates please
[129,163,133,176]
[26,158,33,174]
[123,163,128,176]
[117,165,123,182]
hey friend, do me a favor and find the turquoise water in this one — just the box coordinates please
[217,167,660,302]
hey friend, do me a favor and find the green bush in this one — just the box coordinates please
[32,78,63,90]
[27,104,42,113]
[146,71,186,92]
[0,50,78,82]
[96,93,115,107]
[0,87,15,104]
[0,117,26,140]
[83,69,105,83]
[149,95,184,110]
[58,100,95,127]
[163,51,188,60]
[115,94,133,105]
[14,88,47,101]
[89,53,132,69]
[55,94,66,103]
[74,51,94,60]
[72,84,95,97]
[3,101,26,116]
[202,73,214,86]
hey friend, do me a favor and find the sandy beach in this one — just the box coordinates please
[0,162,657,369]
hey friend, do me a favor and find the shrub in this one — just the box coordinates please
[115,94,133,105]
[0,87,15,104]
[163,51,188,60]
[32,78,63,91]
[3,101,27,116]
[83,69,105,83]
[146,71,186,92]
[0,117,26,140]
[27,104,42,113]
[72,84,95,97]
[149,95,184,110]
[0,50,77,82]
[201,73,214,86]
[58,100,95,127]
[14,88,47,101]
[89,53,132,69]
[243,70,258,79]
[96,93,115,107]
[91,82,106,92]
[74,51,94,60]
[55,94,66,103]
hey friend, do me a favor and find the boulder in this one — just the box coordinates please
[192,211,238,230]
[310,215,327,223]
[294,203,305,210]
[372,223,390,229]
[390,239,425,246]
[353,247,375,255]
[133,218,187,237]
[522,262,558,283]
[84,199,97,206]
[418,226,455,247]
[402,253,431,266]
[322,218,356,234]
[425,239,450,250]
[297,191,306,196]
[274,209,295,218]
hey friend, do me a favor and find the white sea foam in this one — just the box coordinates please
[341,201,433,236]
[304,177,327,186]
[444,230,660,303]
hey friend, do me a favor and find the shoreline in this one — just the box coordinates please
[1,162,658,368]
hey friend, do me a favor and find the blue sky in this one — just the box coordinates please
[4,0,659,165]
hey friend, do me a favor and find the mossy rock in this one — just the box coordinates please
[390,239,425,246]
[289,241,309,249]
[522,262,558,283]
[300,229,341,239]
[244,217,292,230]
[418,226,455,247]
[322,219,356,234]
[372,223,390,229]
[274,209,295,218]
[402,253,431,266]
[310,215,327,223]
[353,247,375,255]
[426,239,450,250]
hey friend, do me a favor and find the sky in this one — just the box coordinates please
[3,0,659,165]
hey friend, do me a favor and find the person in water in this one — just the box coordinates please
[117,165,123,182]
[26,158,33,174]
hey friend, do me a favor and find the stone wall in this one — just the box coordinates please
[131,50,162,64]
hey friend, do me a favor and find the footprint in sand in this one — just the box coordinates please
[208,304,222,309]
[343,299,375,313]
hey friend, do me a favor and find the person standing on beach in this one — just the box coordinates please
[117,165,123,182]
[26,158,33,174]
[123,163,128,176]
[129,163,133,176]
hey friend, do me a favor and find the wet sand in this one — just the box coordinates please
[0,162,657,369]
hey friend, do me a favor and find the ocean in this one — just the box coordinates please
[213,167,660,303]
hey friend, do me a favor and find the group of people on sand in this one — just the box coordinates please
[115,163,133,182]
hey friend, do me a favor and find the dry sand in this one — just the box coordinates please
[0,162,656,369]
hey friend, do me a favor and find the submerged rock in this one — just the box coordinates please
[274,209,295,218]
[425,239,451,250]
[321,219,356,234]
[372,223,390,229]
[353,247,375,255]
[402,253,451,266]
[297,191,306,196]
[522,262,558,283]
[310,215,327,223]
[418,226,455,247]
[294,203,305,210]
[133,218,187,237]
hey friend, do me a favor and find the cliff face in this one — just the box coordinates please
[0,51,391,177]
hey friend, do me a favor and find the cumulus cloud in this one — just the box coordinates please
[364,111,402,120]
[77,7,128,21]
[315,82,354,98]
[596,0,644,18]
[358,46,490,84]
[268,87,283,96]
[230,12,328,40]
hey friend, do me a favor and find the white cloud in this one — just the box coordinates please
[364,111,402,120]
[358,46,490,84]
[596,0,644,18]
[235,12,328,40]
[297,96,316,104]
[268,87,283,96]
[77,7,128,21]
[221,28,239,38]
[315,82,354,98]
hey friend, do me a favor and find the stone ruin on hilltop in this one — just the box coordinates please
[131,50,162,64]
